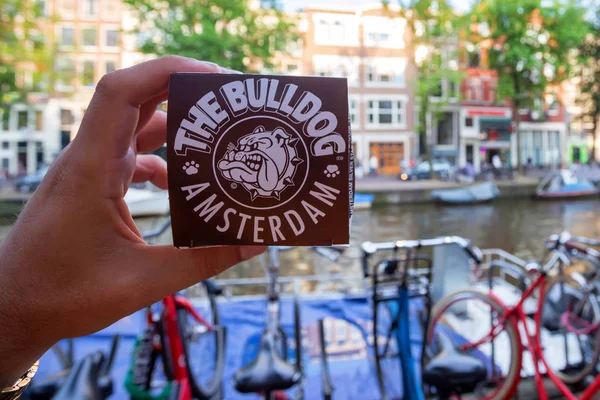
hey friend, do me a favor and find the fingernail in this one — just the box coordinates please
[240,246,267,260]
[220,67,243,74]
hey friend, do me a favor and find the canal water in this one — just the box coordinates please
[1,198,599,293]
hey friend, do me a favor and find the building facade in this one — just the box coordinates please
[299,5,416,176]
[0,0,148,176]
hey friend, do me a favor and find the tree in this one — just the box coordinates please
[0,0,50,124]
[576,8,600,162]
[124,0,297,72]
[471,0,587,174]
[392,0,464,171]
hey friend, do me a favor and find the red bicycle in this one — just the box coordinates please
[125,218,226,400]
[424,233,600,400]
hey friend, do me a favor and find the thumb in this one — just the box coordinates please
[124,244,265,305]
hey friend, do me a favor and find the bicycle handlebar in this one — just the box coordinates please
[362,236,482,261]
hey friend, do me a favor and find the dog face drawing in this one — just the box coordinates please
[217,126,303,199]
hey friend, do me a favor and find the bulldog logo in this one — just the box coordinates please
[217,125,303,200]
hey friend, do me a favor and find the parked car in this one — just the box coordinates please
[15,165,50,193]
[400,159,454,181]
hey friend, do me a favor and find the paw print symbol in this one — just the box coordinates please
[183,161,199,175]
[324,164,340,178]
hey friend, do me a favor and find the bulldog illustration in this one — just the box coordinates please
[217,125,303,200]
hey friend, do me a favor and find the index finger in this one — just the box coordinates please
[76,56,221,160]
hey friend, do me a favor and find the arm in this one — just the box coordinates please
[0,56,265,385]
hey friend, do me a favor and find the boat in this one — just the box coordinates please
[124,185,170,217]
[535,170,599,199]
[354,193,374,210]
[430,181,500,205]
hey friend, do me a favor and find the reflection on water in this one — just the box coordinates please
[2,199,600,294]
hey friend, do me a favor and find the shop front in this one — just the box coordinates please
[459,106,513,171]
[353,132,413,176]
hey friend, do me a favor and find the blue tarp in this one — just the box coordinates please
[34,295,425,400]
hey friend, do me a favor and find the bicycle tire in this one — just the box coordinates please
[426,289,522,400]
[542,272,600,384]
[177,288,225,400]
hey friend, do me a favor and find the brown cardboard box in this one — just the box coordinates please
[167,73,352,247]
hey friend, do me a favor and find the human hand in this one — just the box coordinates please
[0,56,265,384]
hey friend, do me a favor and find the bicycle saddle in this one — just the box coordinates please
[423,330,487,398]
[234,330,301,393]
[52,351,112,400]
[29,376,65,400]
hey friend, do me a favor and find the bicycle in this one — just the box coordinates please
[424,240,600,400]
[125,217,226,400]
[27,336,119,400]
[233,246,343,400]
[233,247,303,400]
[361,236,483,400]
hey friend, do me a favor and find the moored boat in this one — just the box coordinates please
[431,181,500,205]
[535,170,599,199]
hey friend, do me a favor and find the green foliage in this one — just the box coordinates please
[471,0,587,172]
[124,0,297,72]
[0,0,50,96]
[576,7,600,160]
[476,0,586,109]
[394,0,465,163]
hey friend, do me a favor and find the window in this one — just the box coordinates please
[36,0,46,15]
[313,55,359,86]
[60,109,74,126]
[61,27,74,46]
[2,142,9,149]
[105,61,116,74]
[436,112,454,145]
[83,61,95,86]
[1,159,8,171]
[449,80,459,99]
[82,0,98,16]
[465,117,474,127]
[2,114,8,131]
[363,17,406,49]
[56,58,75,89]
[286,63,298,73]
[312,14,359,46]
[366,98,406,127]
[83,28,97,46]
[17,111,28,129]
[35,111,43,131]
[365,58,406,87]
[546,93,560,115]
[468,50,481,68]
[330,20,344,43]
[105,29,118,47]
[349,98,358,127]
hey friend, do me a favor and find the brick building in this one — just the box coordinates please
[0,0,149,176]
[299,4,416,176]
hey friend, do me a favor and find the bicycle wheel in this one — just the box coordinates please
[541,272,600,384]
[424,290,522,400]
[177,284,225,400]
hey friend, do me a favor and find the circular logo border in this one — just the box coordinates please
[211,115,310,211]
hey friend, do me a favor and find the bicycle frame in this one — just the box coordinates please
[141,216,215,400]
[463,261,600,400]
[157,294,213,400]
